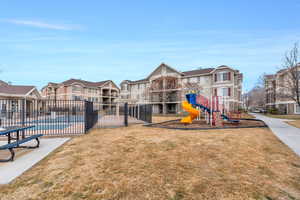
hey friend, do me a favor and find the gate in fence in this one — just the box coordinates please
[91,102,152,129]
[84,101,98,132]
[126,103,152,126]
[0,99,153,136]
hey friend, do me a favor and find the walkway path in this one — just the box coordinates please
[252,113,300,156]
[0,138,70,184]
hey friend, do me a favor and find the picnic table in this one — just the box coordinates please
[0,126,43,162]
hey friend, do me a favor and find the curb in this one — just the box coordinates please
[144,118,268,130]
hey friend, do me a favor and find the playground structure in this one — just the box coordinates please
[181,93,241,127]
[180,94,200,124]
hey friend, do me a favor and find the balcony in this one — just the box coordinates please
[150,95,163,102]
[166,95,180,102]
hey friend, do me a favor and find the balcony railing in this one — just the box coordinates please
[150,95,180,102]
[166,96,180,102]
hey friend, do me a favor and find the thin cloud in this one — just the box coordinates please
[3,19,82,30]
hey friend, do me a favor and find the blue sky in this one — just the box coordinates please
[1,0,300,91]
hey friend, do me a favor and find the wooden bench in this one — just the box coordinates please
[0,134,43,162]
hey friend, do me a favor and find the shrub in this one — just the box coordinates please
[268,108,279,115]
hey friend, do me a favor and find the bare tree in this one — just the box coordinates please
[244,73,267,110]
[277,42,300,107]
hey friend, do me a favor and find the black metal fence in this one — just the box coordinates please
[127,103,152,124]
[0,99,153,136]
[0,99,85,136]
[91,102,152,128]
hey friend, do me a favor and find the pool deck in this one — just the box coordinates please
[0,138,70,184]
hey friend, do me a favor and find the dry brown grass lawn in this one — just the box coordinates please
[241,112,255,119]
[0,125,300,200]
[286,120,300,129]
[265,114,300,120]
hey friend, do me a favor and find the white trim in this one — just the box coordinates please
[276,100,296,104]
[25,87,41,98]
[210,66,235,74]
[0,93,36,99]
[266,103,276,106]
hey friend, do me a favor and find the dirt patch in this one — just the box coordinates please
[152,116,181,123]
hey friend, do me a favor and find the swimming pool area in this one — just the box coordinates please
[31,124,72,130]
[23,115,85,124]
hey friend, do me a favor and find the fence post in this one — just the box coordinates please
[116,103,119,117]
[148,104,152,123]
[124,102,128,127]
[21,99,25,127]
[84,100,88,133]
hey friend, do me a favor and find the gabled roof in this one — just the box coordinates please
[0,80,8,86]
[265,74,275,79]
[146,63,183,79]
[276,63,300,75]
[182,68,214,76]
[61,79,110,87]
[125,78,149,84]
[121,63,241,84]
[0,85,36,96]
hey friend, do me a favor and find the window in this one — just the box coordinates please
[295,104,300,114]
[121,84,127,90]
[215,71,231,82]
[297,71,300,80]
[1,103,6,111]
[73,95,81,100]
[11,100,18,112]
[216,87,231,96]
[72,85,81,92]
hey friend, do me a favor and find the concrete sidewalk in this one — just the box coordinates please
[252,113,300,156]
[0,138,70,184]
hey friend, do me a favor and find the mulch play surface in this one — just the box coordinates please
[148,119,267,129]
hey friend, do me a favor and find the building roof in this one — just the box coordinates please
[276,63,300,74]
[61,79,110,87]
[265,74,275,79]
[122,64,240,84]
[182,68,214,76]
[0,85,35,96]
[126,78,149,84]
[0,80,8,86]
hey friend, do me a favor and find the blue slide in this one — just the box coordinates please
[194,103,239,123]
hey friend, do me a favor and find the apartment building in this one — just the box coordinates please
[120,63,243,114]
[265,65,300,114]
[41,79,120,110]
[265,74,276,110]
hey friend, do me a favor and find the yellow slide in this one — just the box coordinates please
[180,101,200,124]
